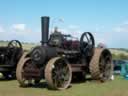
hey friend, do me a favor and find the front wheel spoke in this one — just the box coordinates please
[57,78,64,87]
[53,65,69,87]
[63,67,69,81]
[64,74,69,81]
[62,66,67,74]
[52,73,58,81]
[45,57,72,89]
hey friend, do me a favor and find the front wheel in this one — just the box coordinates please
[45,57,72,90]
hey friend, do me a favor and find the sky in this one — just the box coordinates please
[0,0,128,48]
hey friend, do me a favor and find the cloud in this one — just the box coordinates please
[0,26,4,32]
[93,32,113,48]
[68,25,80,29]
[10,24,40,42]
[93,30,128,48]
[114,21,128,32]
[0,23,40,43]
[12,24,26,31]
[11,23,32,36]
[90,21,128,48]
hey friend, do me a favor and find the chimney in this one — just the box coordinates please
[41,16,50,45]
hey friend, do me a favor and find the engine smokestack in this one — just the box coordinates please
[41,16,50,45]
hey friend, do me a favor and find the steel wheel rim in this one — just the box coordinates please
[17,57,36,87]
[21,58,33,86]
[99,52,112,81]
[45,57,72,90]
[52,58,71,89]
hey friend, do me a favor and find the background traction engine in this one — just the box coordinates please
[0,40,23,79]
[16,16,113,90]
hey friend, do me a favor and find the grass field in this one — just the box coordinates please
[0,76,127,96]
[0,41,37,51]
[0,42,128,96]
[110,49,128,55]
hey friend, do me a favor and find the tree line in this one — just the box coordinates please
[112,53,128,60]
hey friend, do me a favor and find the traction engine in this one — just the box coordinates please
[16,16,113,90]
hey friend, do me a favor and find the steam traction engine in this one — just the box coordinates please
[16,16,113,90]
[0,40,23,79]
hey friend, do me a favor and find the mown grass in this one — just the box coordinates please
[0,42,128,96]
[0,76,127,96]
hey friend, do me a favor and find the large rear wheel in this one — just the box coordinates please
[16,57,32,87]
[89,48,113,82]
[16,52,34,87]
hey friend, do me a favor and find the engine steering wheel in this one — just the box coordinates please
[7,40,22,49]
[7,40,23,64]
[80,32,95,57]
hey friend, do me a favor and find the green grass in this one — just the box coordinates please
[0,42,8,47]
[0,76,128,96]
[0,41,38,51]
[22,43,38,51]
[110,49,128,55]
[0,42,128,96]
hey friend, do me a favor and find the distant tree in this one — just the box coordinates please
[112,53,117,59]
[118,53,128,60]
[112,53,128,60]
